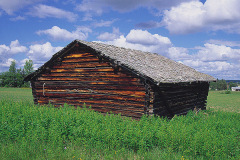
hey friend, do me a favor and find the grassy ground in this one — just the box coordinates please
[207,91,240,113]
[0,88,239,159]
[0,87,33,102]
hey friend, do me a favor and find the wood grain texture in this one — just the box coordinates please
[31,49,146,118]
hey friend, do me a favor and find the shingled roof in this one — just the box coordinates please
[25,39,216,84]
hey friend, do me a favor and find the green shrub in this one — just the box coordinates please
[225,90,231,94]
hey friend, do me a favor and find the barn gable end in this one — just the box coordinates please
[25,40,216,119]
[29,43,148,118]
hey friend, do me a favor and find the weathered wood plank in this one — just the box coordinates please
[38,100,144,113]
[52,62,110,69]
[41,73,137,79]
[50,68,114,73]
[35,80,143,86]
[34,80,144,86]
[41,71,138,78]
[35,88,145,97]
[36,93,145,103]
[38,96,145,108]
[37,76,140,82]
[47,98,144,108]
[62,58,99,63]
[64,52,95,58]
[34,84,145,91]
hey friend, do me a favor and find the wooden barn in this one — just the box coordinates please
[25,40,216,119]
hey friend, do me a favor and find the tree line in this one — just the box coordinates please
[0,60,34,87]
[209,79,239,91]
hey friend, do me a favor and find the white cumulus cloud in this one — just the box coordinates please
[37,26,92,41]
[29,4,78,22]
[0,58,17,68]
[168,41,240,79]
[99,29,172,55]
[0,40,27,55]
[162,0,240,34]
[196,43,240,61]
[97,27,121,41]
[163,1,205,34]
[28,42,63,68]
[126,29,171,46]
[0,40,28,72]
[168,47,192,60]
[0,0,41,15]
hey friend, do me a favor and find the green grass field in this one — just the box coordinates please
[207,91,240,113]
[0,88,239,160]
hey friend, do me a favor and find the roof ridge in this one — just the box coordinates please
[25,39,216,83]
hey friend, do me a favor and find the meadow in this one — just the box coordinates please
[0,88,239,159]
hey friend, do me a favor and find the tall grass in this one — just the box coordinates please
[0,97,239,159]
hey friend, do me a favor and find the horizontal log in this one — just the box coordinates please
[38,100,144,112]
[50,68,114,73]
[37,76,140,82]
[34,84,145,91]
[46,97,144,108]
[41,72,137,78]
[62,58,99,63]
[35,80,143,86]
[155,92,198,102]
[37,97,145,108]
[64,52,96,58]
[35,88,145,97]
[169,99,206,109]
[158,82,208,87]
[34,80,144,86]
[35,92,145,102]
[166,95,207,104]
[41,72,136,78]
[154,97,206,108]
[156,84,209,92]
[49,103,144,113]
[52,62,110,69]
[157,88,202,96]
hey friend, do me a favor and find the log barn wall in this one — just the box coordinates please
[31,47,146,119]
[25,40,216,119]
[153,82,209,118]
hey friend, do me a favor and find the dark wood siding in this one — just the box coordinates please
[31,48,146,118]
[153,82,209,118]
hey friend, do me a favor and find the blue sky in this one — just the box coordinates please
[0,0,240,80]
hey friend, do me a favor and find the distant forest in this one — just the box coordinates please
[0,60,34,87]
[226,80,240,83]
[210,79,239,91]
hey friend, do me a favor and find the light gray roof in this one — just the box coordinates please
[25,39,216,84]
[77,40,215,84]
